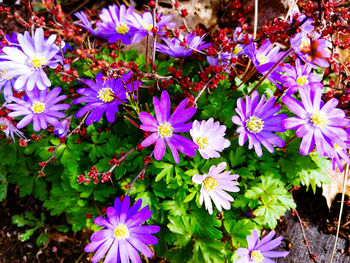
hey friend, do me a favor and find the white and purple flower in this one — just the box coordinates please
[0,28,63,91]
[190,118,230,159]
[192,162,239,215]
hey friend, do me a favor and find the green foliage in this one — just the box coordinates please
[0,47,333,262]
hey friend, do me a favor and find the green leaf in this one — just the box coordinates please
[154,161,174,182]
[183,191,196,203]
[36,231,49,246]
[20,228,37,242]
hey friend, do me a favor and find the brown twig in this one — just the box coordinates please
[126,151,153,195]
[294,209,318,263]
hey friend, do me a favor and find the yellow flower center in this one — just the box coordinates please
[158,122,173,138]
[98,88,115,103]
[203,177,218,191]
[0,70,11,80]
[334,143,341,151]
[0,124,7,131]
[31,101,45,114]
[296,75,309,86]
[299,36,310,51]
[144,24,153,32]
[311,111,328,128]
[116,23,129,35]
[251,250,264,263]
[31,55,47,69]
[196,136,209,150]
[246,116,264,133]
[257,55,268,65]
[233,45,243,55]
[114,224,129,239]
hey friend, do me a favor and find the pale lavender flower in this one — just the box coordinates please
[0,28,63,91]
[0,71,14,102]
[0,117,26,141]
[326,143,350,172]
[84,196,160,263]
[235,230,289,263]
[190,118,230,159]
[232,91,287,157]
[192,162,239,215]
[156,32,210,58]
[75,11,98,36]
[282,88,349,156]
[6,87,69,132]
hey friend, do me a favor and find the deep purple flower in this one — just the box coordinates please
[232,91,287,157]
[96,5,137,45]
[0,117,26,141]
[74,72,139,126]
[84,196,160,263]
[282,88,349,156]
[281,58,323,95]
[235,230,289,263]
[54,115,72,138]
[6,87,69,132]
[245,40,285,89]
[128,12,176,43]
[75,11,98,36]
[139,90,198,163]
[156,33,210,58]
[0,28,63,91]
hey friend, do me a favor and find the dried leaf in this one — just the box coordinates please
[322,164,350,209]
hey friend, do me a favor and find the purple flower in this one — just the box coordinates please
[291,32,330,68]
[6,87,69,132]
[127,11,176,43]
[0,117,26,141]
[192,162,239,214]
[0,71,15,102]
[74,72,138,126]
[326,143,350,172]
[207,51,232,71]
[0,28,63,91]
[235,230,289,263]
[54,115,72,138]
[282,88,349,156]
[156,33,211,58]
[281,58,323,95]
[84,196,160,263]
[245,40,285,89]
[96,5,137,45]
[75,11,98,36]
[232,91,287,157]
[139,90,198,163]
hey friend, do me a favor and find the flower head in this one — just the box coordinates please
[54,115,72,138]
[190,118,230,159]
[96,4,137,45]
[235,230,289,263]
[6,87,69,132]
[0,28,63,91]
[127,12,176,43]
[156,32,210,58]
[0,117,26,141]
[74,72,139,126]
[232,91,287,157]
[326,142,350,172]
[0,70,15,102]
[282,88,349,156]
[84,196,160,263]
[139,90,198,163]
[75,11,98,36]
[281,58,323,95]
[245,40,285,89]
[192,162,239,214]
